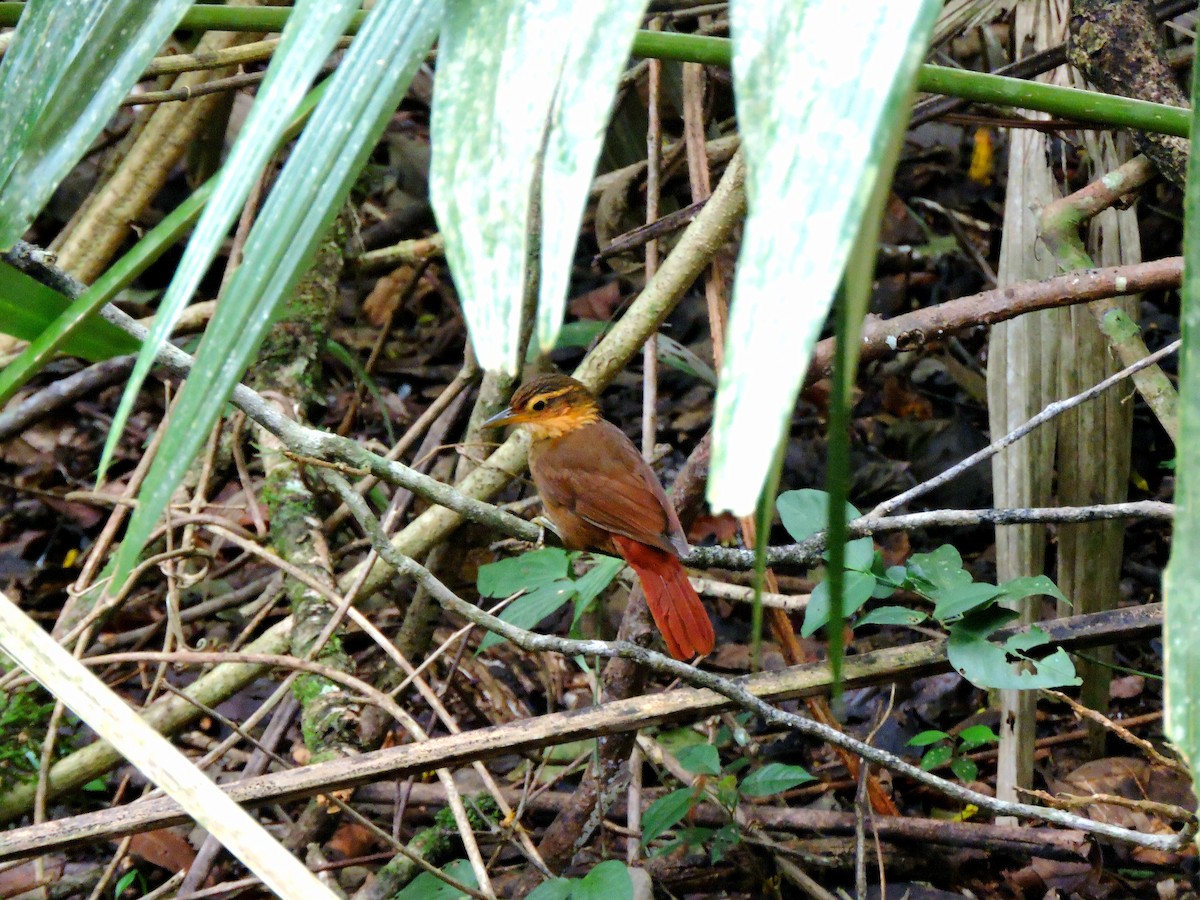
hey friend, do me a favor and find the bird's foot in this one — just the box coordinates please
[531,516,561,548]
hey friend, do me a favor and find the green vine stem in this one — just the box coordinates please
[0,4,1187,138]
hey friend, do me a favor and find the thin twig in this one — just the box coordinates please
[1042,689,1188,775]
[870,339,1180,517]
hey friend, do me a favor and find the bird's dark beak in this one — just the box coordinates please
[481,406,520,429]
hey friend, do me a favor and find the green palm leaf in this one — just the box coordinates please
[431,0,651,374]
[707,0,942,514]
[109,0,442,588]
[0,0,191,248]
[98,0,361,481]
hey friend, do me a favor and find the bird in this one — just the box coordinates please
[482,373,714,660]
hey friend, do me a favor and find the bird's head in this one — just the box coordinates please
[482,374,600,439]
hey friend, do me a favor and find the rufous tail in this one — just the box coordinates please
[612,535,714,660]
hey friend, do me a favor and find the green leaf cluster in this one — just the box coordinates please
[906,723,999,783]
[476,548,624,651]
[640,738,813,863]
[780,489,1080,691]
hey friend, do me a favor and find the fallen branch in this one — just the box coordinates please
[380,782,1093,862]
[0,602,1168,859]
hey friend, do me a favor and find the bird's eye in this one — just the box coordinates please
[531,399,547,412]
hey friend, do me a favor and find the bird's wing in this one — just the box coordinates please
[536,421,687,556]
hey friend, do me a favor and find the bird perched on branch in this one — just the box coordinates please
[483,374,714,660]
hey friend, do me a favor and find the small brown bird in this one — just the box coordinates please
[483,374,714,660]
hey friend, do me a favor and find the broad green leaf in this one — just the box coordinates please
[906,544,971,592]
[801,571,876,637]
[843,537,875,573]
[0,0,192,248]
[528,864,638,900]
[947,608,1080,691]
[397,859,478,899]
[708,0,942,514]
[906,730,948,748]
[655,726,711,757]
[0,262,137,361]
[572,860,634,900]
[478,582,576,651]
[100,0,361,481]
[110,0,442,590]
[930,583,1006,623]
[640,788,696,845]
[573,555,624,606]
[855,606,927,628]
[478,548,574,597]
[431,0,650,375]
[1165,29,1200,823]
[957,724,999,750]
[777,489,858,543]
[999,574,1067,606]
[950,756,978,783]
[870,576,899,599]
[919,745,953,770]
[528,319,606,359]
[738,762,815,797]
[675,743,721,777]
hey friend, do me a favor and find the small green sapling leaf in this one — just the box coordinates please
[950,756,978,782]
[957,724,999,750]
[999,574,1068,606]
[739,762,815,797]
[572,860,633,900]
[930,582,1006,622]
[906,544,970,593]
[397,858,478,899]
[641,788,696,845]
[676,743,721,776]
[907,730,949,748]
[919,745,953,770]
